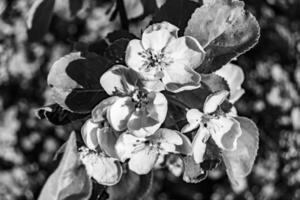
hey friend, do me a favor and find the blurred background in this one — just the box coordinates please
[0,0,300,199]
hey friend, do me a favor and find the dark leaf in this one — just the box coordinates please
[69,0,84,17]
[163,101,186,129]
[169,84,211,110]
[73,40,109,56]
[201,138,221,171]
[89,182,108,200]
[36,104,89,125]
[166,73,229,111]
[47,52,110,113]
[27,0,55,42]
[88,40,109,56]
[182,155,207,183]
[104,39,130,65]
[107,170,153,200]
[141,0,159,16]
[106,30,137,43]
[220,100,233,113]
[201,73,229,93]
[152,0,200,36]
[38,132,92,200]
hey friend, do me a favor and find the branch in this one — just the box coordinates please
[116,0,129,30]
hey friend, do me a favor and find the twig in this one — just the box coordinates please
[116,0,129,30]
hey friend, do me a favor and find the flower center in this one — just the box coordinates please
[138,48,173,72]
[131,90,149,109]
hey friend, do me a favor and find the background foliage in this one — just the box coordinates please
[0,0,300,200]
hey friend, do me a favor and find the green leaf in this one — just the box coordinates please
[163,101,186,129]
[106,30,137,44]
[36,104,89,125]
[107,171,153,200]
[27,0,55,42]
[201,73,229,93]
[69,0,83,17]
[182,155,207,183]
[141,0,159,16]
[185,0,260,73]
[38,132,92,200]
[200,138,221,171]
[152,0,200,36]
[185,0,244,47]
[168,73,229,111]
[104,39,130,65]
[222,117,259,186]
[47,52,110,113]
[88,40,109,56]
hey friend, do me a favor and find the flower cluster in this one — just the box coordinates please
[79,22,249,186]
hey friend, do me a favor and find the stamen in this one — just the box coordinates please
[131,90,149,110]
[138,48,173,71]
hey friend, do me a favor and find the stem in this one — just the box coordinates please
[116,0,129,30]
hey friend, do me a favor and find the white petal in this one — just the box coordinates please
[115,133,145,162]
[127,111,159,138]
[142,22,177,51]
[181,123,199,133]
[215,63,245,103]
[186,109,203,125]
[228,106,238,117]
[176,132,193,155]
[209,117,242,151]
[162,63,201,93]
[125,39,147,74]
[160,143,176,153]
[92,97,118,123]
[203,90,229,114]
[230,89,245,104]
[80,151,122,186]
[100,65,135,95]
[128,146,158,175]
[165,36,205,69]
[147,21,179,37]
[107,97,135,131]
[97,127,119,158]
[128,92,168,137]
[150,128,182,145]
[81,119,99,150]
[182,109,203,134]
[142,79,165,92]
[192,126,210,163]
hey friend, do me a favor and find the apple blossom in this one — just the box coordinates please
[80,119,122,186]
[98,65,168,137]
[182,90,242,164]
[115,128,192,175]
[125,21,205,93]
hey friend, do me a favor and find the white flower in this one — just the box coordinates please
[79,147,122,186]
[81,119,119,158]
[115,129,192,175]
[182,90,242,164]
[80,119,122,186]
[99,65,168,137]
[215,63,245,103]
[125,21,205,93]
